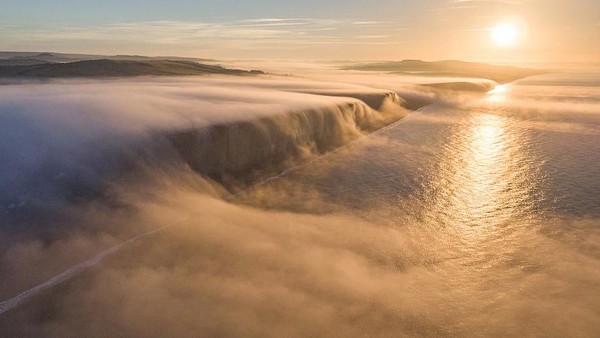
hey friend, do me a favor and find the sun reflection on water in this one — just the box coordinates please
[486,84,510,104]
[424,111,538,248]
[460,114,514,226]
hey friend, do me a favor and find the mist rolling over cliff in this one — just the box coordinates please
[0,53,599,337]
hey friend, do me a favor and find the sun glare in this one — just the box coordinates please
[492,23,518,47]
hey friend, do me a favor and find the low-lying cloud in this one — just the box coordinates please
[1,73,599,337]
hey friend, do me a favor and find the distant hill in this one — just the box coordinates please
[346,59,544,83]
[0,51,215,63]
[0,59,264,78]
[0,58,54,66]
[422,81,495,92]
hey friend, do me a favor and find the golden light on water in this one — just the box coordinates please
[424,110,537,248]
[486,84,510,103]
[456,114,514,228]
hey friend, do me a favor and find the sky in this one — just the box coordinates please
[0,0,598,62]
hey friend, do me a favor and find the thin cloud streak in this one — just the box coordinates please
[4,19,410,51]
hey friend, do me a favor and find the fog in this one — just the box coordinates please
[0,74,416,302]
[1,72,600,337]
[3,173,599,337]
[0,76,419,228]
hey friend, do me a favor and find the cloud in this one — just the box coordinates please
[451,0,533,4]
[431,0,536,11]
[2,19,410,52]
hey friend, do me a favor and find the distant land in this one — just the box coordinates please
[0,52,542,82]
[0,59,263,79]
[0,52,215,64]
[347,59,544,83]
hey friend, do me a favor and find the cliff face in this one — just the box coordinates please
[168,92,407,187]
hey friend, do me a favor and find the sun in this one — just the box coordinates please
[492,23,518,47]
